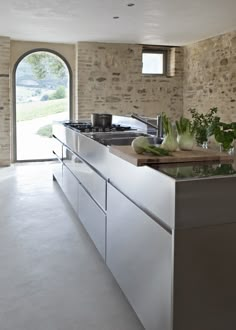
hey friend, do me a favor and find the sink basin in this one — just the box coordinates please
[84,131,156,146]
[108,136,156,146]
[84,131,147,139]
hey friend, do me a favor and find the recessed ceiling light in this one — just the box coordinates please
[127,3,135,6]
[113,16,119,19]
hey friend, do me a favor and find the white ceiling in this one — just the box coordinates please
[0,0,236,46]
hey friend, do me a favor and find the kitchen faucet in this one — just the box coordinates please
[130,113,163,144]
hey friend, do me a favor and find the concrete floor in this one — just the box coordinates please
[16,112,66,161]
[0,162,144,330]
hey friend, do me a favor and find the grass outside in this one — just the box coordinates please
[36,124,53,138]
[16,98,67,121]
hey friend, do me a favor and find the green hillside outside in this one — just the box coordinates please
[17,98,67,121]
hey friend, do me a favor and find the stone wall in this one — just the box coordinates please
[183,31,236,122]
[2,33,235,165]
[0,37,10,166]
[76,42,184,120]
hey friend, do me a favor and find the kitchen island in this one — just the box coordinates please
[52,120,236,330]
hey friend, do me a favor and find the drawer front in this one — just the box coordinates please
[52,154,63,187]
[52,136,63,160]
[63,165,79,214]
[107,183,172,330]
[78,185,106,260]
[63,146,106,210]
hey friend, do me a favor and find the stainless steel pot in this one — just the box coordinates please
[91,113,112,128]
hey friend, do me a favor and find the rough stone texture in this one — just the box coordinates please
[0,36,10,166]
[1,33,235,165]
[76,42,184,121]
[183,31,236,123]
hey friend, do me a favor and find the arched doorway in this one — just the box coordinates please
[13,49,71,161]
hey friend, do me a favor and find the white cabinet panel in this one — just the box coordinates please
[107,183,172,330]
[78,185,106,260]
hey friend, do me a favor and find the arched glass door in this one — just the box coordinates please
[14,50,70,161]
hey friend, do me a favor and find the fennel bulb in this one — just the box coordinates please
[161,134,178,152]
[161,113,178,151]
[131,136,170,156]
[176,116,195,151]
[177,133,195,151]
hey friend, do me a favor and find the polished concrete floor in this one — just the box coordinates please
[0,162,144,330]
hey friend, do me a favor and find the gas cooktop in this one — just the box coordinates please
[63,121,132,133]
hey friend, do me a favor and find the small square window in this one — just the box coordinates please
[142,51,165,75]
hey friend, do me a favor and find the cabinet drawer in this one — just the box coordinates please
[52,136,63,160]
[107,183,172,330]
[63,146,106,210]
[63,165,79,214]
[78,185,106,260]
[52,154,63,187]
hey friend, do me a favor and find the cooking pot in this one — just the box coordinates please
[91,113,112,128]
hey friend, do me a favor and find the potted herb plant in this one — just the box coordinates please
[188,107,219,148]
[209,120,236,153]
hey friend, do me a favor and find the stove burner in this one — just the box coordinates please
[64,121,91,129]
[64,121,131,133]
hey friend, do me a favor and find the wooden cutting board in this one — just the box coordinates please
[109,145,234,166]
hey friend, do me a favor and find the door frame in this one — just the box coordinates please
[12,48,72,162]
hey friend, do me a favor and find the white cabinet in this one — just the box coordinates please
[62,165,79,214]
[78,185,106,260]
[106,183,172,330]
[52,142,107,261]
[63,146,106,210]
[52,137,63,186]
